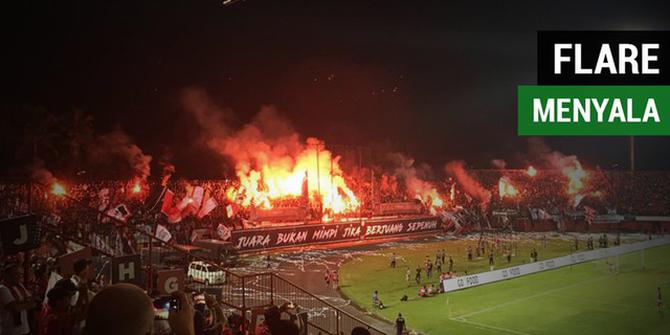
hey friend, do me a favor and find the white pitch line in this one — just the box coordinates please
[454,253,670,320]
[457,274,609,319]
[448,316,532,335]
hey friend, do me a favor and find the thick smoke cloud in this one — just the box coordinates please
[526,138,586,181]
[181,88,359,215]
[92,130,153,180]
[387,153,437,197]
[182,87,303,174]
[526,138,589,206]
[181,88,234,140]
[445,160,491,207]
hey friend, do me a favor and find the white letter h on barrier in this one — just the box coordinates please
[118,262,135,281]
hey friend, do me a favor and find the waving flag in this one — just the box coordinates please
[160,186,218,223]
[191,186,204,208]
[91,234,115,255]
[155,224,173,243]
[160,189,175,215]
[166,208,184,224]
[103,204,131,223]
[197,189,218,219]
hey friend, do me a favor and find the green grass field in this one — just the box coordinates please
[339,236,670,334]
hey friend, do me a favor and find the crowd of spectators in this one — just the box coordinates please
[0,169,669,249]
[0,193,374,335]
[0,250,340,335]
[4,171,669,216]
[468,169,670,216]
[1,169,669,335]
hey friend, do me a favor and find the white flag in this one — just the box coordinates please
[191,186,204,208]
[216,223,231,241]
[91,234,114,255]
[197,197,218,219]
[105,204,131,223]
[155,224,172,243]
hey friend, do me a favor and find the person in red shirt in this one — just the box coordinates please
[43,281,89,335]
[0,263,36,335]
[330,270,338,289]
[43,287,76,335]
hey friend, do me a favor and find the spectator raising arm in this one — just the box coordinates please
[168,291,195,335]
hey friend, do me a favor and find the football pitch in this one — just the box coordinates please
[339,236,670,335]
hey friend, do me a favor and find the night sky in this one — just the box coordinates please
[4,0,670,178]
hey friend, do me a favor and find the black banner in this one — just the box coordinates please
[58,247,92,278]
[231,216,441,251]
[363,217,441,239]
[538,31,670,85]
[0,215,41,254]
[111,254,142,286]
[231,222,360,251]
[157,269,184,295]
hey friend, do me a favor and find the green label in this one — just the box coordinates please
[517,86,670,135]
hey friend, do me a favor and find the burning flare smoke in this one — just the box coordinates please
[545,152,589,207]
[183,89,359,218]
[445,161,491,208]
[528,138,591,207]
[30,159,66,196]
[388,153,445,213]
[94,130,153,180]
[498,176,518,199]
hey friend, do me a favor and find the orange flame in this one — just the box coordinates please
[414,189,445,215]
[225,137,359,220]
[405,177,446,214]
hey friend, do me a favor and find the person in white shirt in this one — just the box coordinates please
[70,259,97,305]
[0,263,36,335]
[70,259,96,334]
[71,259,93,289]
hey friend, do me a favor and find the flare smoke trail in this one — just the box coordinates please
[387,152,445,208]
[445,160,491,207]
[181,88,358,215]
